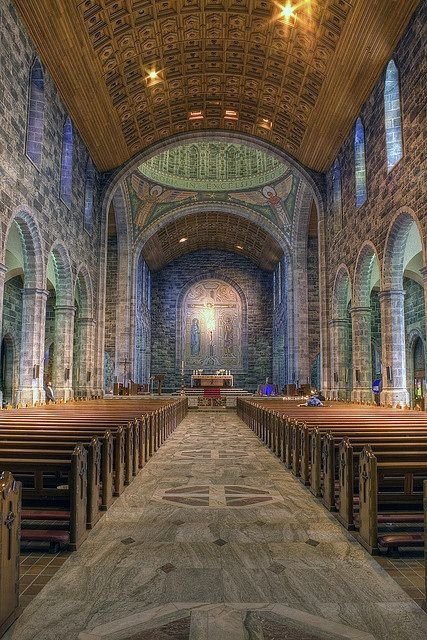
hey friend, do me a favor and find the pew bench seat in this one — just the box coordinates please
[377,533,424,556]
[21,529,70,553]
[21,508,70,521]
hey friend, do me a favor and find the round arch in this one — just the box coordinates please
[46,241,73,306]
[74,264,94,318]
[2,206,45,289]
[353,241,381,307]
[382,207,426,291]
[332,264,352,319]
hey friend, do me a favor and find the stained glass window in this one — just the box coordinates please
[384,60,403,171]
[84,157,94,233]
[60,117,73,207]
[354,118,367,207]
[26,59,45,167]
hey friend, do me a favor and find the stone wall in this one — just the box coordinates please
[307,236,320,383]
[0,0,103,400]
[324,0,426,398]
[151,250,273,391]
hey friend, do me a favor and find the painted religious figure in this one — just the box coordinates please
[190,318,201,355]
[223,316,234,356]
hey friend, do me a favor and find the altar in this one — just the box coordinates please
[191,374,234,388]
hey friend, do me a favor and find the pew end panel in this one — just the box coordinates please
[0,471,21,637]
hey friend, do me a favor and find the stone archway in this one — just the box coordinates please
[73,265,95,397]
[352,242,381,402]
[381,209,426,406]
[0,334,16,406]
[45,241,74,401]
[330,265,352,400]
[0,207,46,405]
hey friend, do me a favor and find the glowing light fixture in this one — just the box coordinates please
[146,69,162,86]
[179,237,188,243]
[280,2,294,20]
[258,117,273,131]
[148,70,158,80]
[188,110,204,121]
[236,244,243,250]
[224,109,239,121]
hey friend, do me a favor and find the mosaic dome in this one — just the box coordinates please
[138,141,288,191]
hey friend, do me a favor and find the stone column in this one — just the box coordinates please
[351,306,373,403]
[379,289,409,407]
[75,317,96,398]
[329,318,350,400]
[0,264,7,406]
[16,288,48,406]
[52,304,75,401]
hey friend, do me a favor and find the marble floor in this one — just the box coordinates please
[5,411,427,640]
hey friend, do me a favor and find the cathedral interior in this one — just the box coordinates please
[0,1,426,639]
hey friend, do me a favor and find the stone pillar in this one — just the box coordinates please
[0,264,7,406]
[52,304,75,401]
[75,317,96,398]
[329,318,350,400]
[16,288,48,406]
[351,306,374,403]
[379,289,409,407]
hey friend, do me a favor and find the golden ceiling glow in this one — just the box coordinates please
[13,1,420,172]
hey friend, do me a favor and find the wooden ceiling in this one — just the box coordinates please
[141,210,284,270]
[15,1,419,172]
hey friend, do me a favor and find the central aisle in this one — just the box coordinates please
[7,412,427,640]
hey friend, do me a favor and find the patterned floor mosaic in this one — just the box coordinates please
[5,411,427,640]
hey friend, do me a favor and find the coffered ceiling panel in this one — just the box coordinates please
[15,0,420,172]
[141,210,284,271]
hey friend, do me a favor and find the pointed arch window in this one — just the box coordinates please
[332,159,343,230]
[384,60,403,171]
[26,58,45,167]
[60,117,73,207]
[84,157,95,233]
[354,118,367,208]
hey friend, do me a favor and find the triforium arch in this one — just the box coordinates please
[73,264,95,397]
[1,207,46,405]
[330,264,353,400]
[45,241,74,401]
[352,242,382,402]
[381,208,426,406]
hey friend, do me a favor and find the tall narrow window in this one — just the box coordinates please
[60,117,73,207]
[384,60,403,171]
[332,159,343,230]
[278,261,282,305]
[84,157,94,233]
[26,58,45,167]
[354,118,367,207]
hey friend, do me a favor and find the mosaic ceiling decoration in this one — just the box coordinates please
[15,1,419,171]
[128,169,299,233]
[138,142,288,191]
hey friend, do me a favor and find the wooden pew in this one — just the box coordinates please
[357,447,427,554]
[0,445,88,551]
[0,471,20,637]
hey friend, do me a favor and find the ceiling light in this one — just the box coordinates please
[236,244,243,250]
[280,3,294,20]
[224,109,239,121]
[148,70,158,80]
[146,69,162,86]
[258,117,273,130]
[188,110,204,121]
[179,237,188,243]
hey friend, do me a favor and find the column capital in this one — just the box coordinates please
[350,306,371,315]
[22,287,49,299]
[379,289,405,301]
[77,316,95,326]
[329,318,348,327]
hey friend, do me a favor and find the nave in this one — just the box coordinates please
[6,411,427,640]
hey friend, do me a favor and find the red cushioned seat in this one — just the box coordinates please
[378,533,424,548]
[22,509,70,521]
[21,529,70,553]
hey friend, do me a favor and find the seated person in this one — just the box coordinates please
[306,394,323,407]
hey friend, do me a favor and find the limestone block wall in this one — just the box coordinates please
[0,0,104,400]
[323,0,426,400]
[307,236,320,382]
[151,250,273,391]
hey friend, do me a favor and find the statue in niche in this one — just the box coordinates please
[190,318,201,355]
[223,316,234,356]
